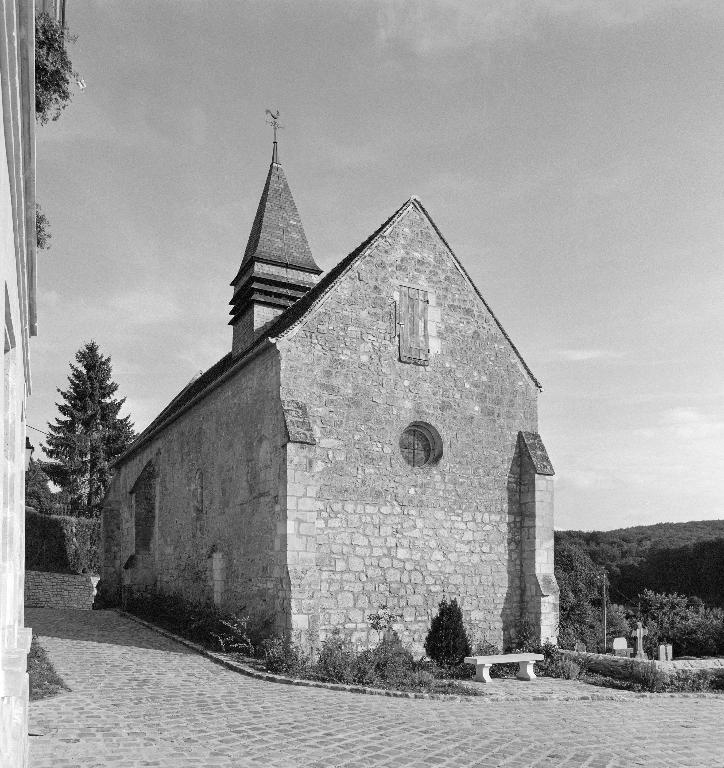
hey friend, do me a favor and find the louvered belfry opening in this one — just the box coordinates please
[230,155,322,355]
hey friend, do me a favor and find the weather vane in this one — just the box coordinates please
[265,109,283,162]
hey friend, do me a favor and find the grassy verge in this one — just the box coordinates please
[28,635,69,701]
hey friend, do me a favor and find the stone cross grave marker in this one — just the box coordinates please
[632,621,648,660]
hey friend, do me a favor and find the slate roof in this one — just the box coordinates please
[230,159,321,284]
[118,196,541,463]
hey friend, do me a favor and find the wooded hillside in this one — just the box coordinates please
[556,520,724,608]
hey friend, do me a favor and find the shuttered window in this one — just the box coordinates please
[399,286,429,365]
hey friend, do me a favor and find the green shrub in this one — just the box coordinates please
[262,635,310,676]
[25,508,100,574]
[364,632,415,684]
[630,661,669,693]
[666,670,716,693]
[125,589,265,656]
[315,630,357,683]
[424,597,471,667]
[262,630,422,690]
[538,647,585,680]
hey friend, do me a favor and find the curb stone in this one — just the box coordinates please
[113,610,702,703]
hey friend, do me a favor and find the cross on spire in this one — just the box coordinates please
[265,109,283,164]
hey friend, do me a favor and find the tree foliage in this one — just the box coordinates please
[555,539,607,651]
[25,458,56,514]
[556,523,724,609]
[40,341,135,518]
[36,204,51,250]
[634,590,724,658]
[35,11,77,125]
[554,531,724,656]
[424,597,470,666]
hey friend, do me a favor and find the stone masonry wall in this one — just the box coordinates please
[102,348,291,633]
[278,203,543,653]
[24,571,99,610]
[519,438,558,643]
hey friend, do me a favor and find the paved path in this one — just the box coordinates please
[28,608,724,768]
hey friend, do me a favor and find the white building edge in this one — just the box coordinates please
[0,0,37,765]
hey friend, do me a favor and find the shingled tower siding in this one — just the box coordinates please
[229,157,321,355]
[277,201,547,652]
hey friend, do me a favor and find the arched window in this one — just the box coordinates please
[130,460,157,553]
[193,468,203,519]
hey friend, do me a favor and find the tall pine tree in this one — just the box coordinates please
[40,341,135,517]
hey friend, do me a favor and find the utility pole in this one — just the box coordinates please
[602,576,607,653]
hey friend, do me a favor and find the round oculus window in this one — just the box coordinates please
[399,423,442,467]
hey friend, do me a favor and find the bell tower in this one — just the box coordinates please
[230,118,322,355]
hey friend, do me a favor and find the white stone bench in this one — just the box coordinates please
[464,653,544,683]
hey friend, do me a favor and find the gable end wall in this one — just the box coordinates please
[278,205,546,652]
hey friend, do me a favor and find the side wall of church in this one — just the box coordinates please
[102,348,291,633]
[277,204,541,653]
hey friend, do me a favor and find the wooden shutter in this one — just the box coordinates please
[399,286,429,365]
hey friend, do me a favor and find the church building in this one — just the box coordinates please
[101,136,559,652]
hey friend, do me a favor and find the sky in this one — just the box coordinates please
[33,0,724,531]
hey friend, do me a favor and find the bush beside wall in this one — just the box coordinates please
[25,507,100,574]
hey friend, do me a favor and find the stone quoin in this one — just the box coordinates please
[99,140,559,652]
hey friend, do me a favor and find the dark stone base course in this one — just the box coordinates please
[120,611,718,702]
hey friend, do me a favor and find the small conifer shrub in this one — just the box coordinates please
[424,597,471,667]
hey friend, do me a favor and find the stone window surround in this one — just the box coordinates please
[398,421,443,469]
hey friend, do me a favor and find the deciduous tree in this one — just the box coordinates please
[35,11,77,125]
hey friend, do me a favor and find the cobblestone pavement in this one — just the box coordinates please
[28,608,724,768]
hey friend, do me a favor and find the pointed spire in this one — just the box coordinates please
[229,120,322,355]
[230,160,319,282]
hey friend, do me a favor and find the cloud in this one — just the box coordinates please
[374,0,710,55]
[554,348,623,361]
[107,289,181,325]
[558,406,724,503]
[655,406,724,442]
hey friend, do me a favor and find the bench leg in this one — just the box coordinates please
[516,661,537,681]
[474,663,492,683]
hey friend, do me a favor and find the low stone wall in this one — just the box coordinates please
[25,570,100,610]
[561,650,724,678]
[561,650,664,678]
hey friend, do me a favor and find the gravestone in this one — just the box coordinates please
[632,621,648,660]
[574,642,586,652]
[612,637,632,657]
[658,644,673,662]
